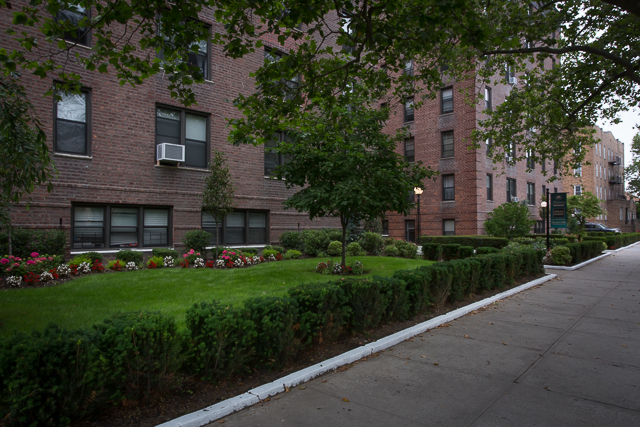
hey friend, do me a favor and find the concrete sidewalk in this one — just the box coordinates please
[220,246,640,427]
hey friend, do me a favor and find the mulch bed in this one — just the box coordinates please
[66,273,546,427]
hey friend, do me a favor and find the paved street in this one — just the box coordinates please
[220,245,640,426]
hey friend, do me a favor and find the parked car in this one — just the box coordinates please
[584,223,621,233]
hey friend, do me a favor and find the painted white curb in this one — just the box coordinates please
[603,240,640,253]
[544,252,611,271]
[156,273,557,427]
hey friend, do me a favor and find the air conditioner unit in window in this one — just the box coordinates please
[508,76,518,85]
[511,196,519,202]
[157,143,185,163]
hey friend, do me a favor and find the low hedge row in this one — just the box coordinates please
[0,249,544,426]
[532,234,578,243]
[564,240,605,264]
[419,235,509,249]
[422,243,493,261]
[585,232,640,249]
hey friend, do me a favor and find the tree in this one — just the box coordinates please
[484,202,536,238]
[625,132,640,197]
[270,93,432,266]
[201,150,235,257]
[567,191,605,232]
[0,74,56,254]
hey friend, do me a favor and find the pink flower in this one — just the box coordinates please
[30,252,39,257]
[231,252,236,255]
[0,258,8,264]
[48,257,53,261]
[189,249,194,255]
[26,260,36,265]
[183,254,188,258]
[13,263,20,267]
[196,253,201,256]
[15,257,21,261]
[6,268,11,272]
[223,250,227,254]
[8,255,14,259]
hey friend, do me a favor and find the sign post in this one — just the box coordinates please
[550,192,568,229]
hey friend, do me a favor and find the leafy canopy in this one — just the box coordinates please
[567,191,605,229]
[484,202,536,238]
[625,133,640,197]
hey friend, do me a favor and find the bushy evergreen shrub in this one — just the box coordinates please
[115,250,143,265]
[475,246,499,255]
[550,246,572,265]
[338,278,388,333]
[0,228,67,258]
[283,249,302,260]
[422,243,442,261]
[441,244,461,261]
[420,235,509,249]
[384,245,399,256]
[327,241,342,256]
[346,242,365,256]
[458,246,474,259]
[183,230,212,254]
[152,248,179,259]
[359,232,385,255]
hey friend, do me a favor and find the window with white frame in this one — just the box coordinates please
[574,185,582,196]
[55,89,90,155]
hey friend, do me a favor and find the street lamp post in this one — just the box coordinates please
[541,187,550,252]
[414,187,423,243]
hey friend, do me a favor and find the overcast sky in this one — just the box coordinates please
[597,108,639,167]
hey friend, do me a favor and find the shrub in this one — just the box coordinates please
[263,245,284,254]
[80,251,103,263]
[420,235,509,249]
[185,301,256,380]
[378,276,410,321]
[550,246,572,266]
[147,256,164,268]
[458,246,474,259]
[95,312,183,400]
[283,249,302,260]
[393,268,433,317]
[427,263,453,307]
[447,259,471,303]
[240,248,259,256]
[0,325,104,427]
[244,297,300,368]
[183,230,212,255]
[326,229,343,242]
[422,243,443,261]
[396,240,418,258]
[0,228,67,258]
[441,244,461,261]
[107,260,124,271]
[484,202,536,238]
[288,282,350,346]
[327,241,342,257]
[384,245,398,256]
[69,254,92,265]
[262,249,279,258]
[384,237,396,246]
[346,242,365,256]
[152,248,179,259]
[115,250,143,265]
[339,278,388,333]
[301,230,332,257]
[279,231,303,251]
[475,246,499,255]
[359,232,385,255]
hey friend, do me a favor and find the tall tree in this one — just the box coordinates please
[270,93,432,266]
[567,191,605,232]
[201,150,235,257]
[625,132,640,197]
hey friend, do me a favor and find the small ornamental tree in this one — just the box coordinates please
[484,202,536,238]
[270,92,432,266]
[567,191,605,233]
[625,132,640,198]
[201,150,235,257]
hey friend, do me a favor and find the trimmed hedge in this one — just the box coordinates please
[422,243,443,261]
[420,235,509,249]
[532,234,578,243]
[564,240,605,264]
[0,228,67,258]
[152,248,179,259]
[0,248,545,426]
[115,250,144,265]
[586,232,640,250]
[441,244,461,261]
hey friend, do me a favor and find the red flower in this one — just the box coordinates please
[91,260,105,272]
[276,253,283,261]
[180,259,190,268]
[205,260,215,268]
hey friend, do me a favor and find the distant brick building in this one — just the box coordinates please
[562,127,637,232]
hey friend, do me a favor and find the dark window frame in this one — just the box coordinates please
[404,97,415,122]
[265,131,291,176]
[527,182,535,205]
[404,59,414,76]
[507,178,517,202]
[443,219,455,236]
[404,138,415,163]
[202,210,269,246]
[527,150,535,170]
[486,137,493,157]
[484,86,492,111]
[442,174,455,201]
[486,173,493,201]
[441,131,454,158]
[155,104,210,169]
[71,204,172,250]
[157,19,211,80]
[441,87,453,114]
[56,5,91,46]
[382,220,389,236]
[53,86,92,156]
[405,220,416,243]
[264,47,300,101]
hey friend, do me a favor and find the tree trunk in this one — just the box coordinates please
[215,215,221,261]
[340,214,348,267]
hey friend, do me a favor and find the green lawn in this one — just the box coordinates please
[0,256,432,336]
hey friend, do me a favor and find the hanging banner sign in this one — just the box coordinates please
[550,192,567,228]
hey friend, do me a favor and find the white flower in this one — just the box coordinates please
[57,264,70,277]
[332,264,342,274]
[6,276,22,287]
[163,257,174,267]
[125,261,138,271]
[194,258,205,268]
[268,254,276,261]
[234,258,243,267]
[78,262,91,274]
[252,256,261,264]
[40,271,54,282]
[246,257,252,265]
[215,259,225,268]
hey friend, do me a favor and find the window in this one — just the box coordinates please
[404,97,414,122]
[404,138,415,163]
[505,65,515,83]
[484,87,492,111]
[443,219,455,236]
[156,107,208,168]
[202,210,268,245]
[407,191,415,203]
[486,137,493,157]
[574,185,582,196]
[72,204,171,249]
[57,5,90,46]
[526,150,535,170]
[554,187,558,193]
[157,21,210,79]
[553,160,558,175]
[442,174,455,201]
[382,220,389,236]
[620,207,624,221]
[55,89,90,155]
[265,131,291,175]
[541,156,546,172]
[404,60,414,76]
[527,182,535,205]
[486,174,493,201]
[441,87,453,114]
[441,131,454,158]
[574,163,582,177]
[405,220,415,243]
[265,48,299,100]
[534,220,545,234]
[507,178,517,202]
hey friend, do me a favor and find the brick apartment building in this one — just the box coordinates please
[383,67,564,241]
[5,5,566,253]
[562,126,638,232]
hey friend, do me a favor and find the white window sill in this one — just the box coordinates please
[54,153,92,160]
[154,164,209,173]
[206,245,267,250]
[56,38,92,50]
[440,112,454,117]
